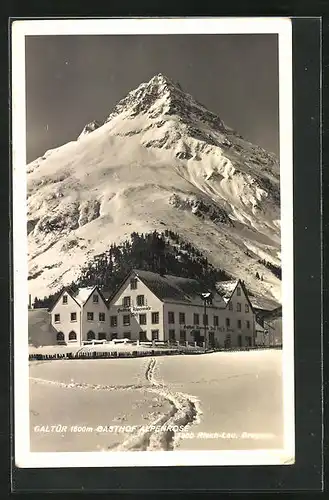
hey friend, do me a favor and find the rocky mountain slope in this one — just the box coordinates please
[27,73,281,305]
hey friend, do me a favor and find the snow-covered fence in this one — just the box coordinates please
[29,349,183,361]
[28,344,280,361]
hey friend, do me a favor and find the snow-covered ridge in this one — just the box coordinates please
[26,73,281,304]
[78,120,102,140]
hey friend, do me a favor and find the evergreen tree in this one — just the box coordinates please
[36,230,233,307]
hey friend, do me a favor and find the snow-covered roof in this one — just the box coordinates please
[73,287,96,306]
[215,280,238,302]
[258,306,282,322]
[250,295,280,312]
[132,269,221,304]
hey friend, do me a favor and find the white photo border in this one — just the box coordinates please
[11,17,294,468]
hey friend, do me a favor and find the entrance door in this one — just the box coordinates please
[139,331,147,342]
[224,334,231,349]
[193,330,201,346]
[87,331,95,340]
[56,331,65,344]
[208,331,215,347]
[238,334,242,347]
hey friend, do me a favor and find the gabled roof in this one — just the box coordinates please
[49,287,81,312]
[258,306,282,322]
[250,295,280,312]
[216,279,255,313]
[74,287,96,306]
[49,285,109,311]
[73,286,109,308]
[215,280,238,302]
[133,269,219,304]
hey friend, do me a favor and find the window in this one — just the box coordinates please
[98,332,106,340]
[169,329,176,341]
[193,313,200,325]
[237,319,242,329]
[56,331,64,342]
[87,312,94,321]
[110,332,118,340]
[179,312,185,324]
[139,313,147,325]
[237,303,241,312]
[93,294,99,303]
[226,318,230,327]
[139,331,147,341]
[54,314,60,323]
[237,287,241,296]
[110,316,117,327]
[62,295,68,304]
[151,330,159,340]
[180,330,186,341]
[228,302,233,311]
[123,315,130,326]
[203,314,208,326]
[123,332,131,339]
[213,315,219,327]
[151,312,159,324]
[168,311,175,324]
[99,312,105,322]
[123,296,131,307]
[70,312,77,322]
[246,320,250,329]
[68,331,77,341]
[130,278,138,290]
[136,295,145,306]
[87,331,95,340]
[245,304,250,313]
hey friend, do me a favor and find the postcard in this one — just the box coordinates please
[11,17,294,468]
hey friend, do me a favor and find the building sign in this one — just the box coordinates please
[118,306,152,314]
[183,325,225,332]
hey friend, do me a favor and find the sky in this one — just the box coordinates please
[25,34,279,163]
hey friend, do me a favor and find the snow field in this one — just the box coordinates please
[29,350,283,453]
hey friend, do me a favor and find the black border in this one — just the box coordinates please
[8,17,322,493]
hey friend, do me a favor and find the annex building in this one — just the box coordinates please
[49,286,109,345]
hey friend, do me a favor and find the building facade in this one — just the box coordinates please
[255,307,282,347]
[108,272,164,341]
[216,280,256,348]
[107,270,255,347]
[46,270,266,348]
[49,286,108,344]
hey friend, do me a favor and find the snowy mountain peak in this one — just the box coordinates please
[26,74,281,306]
[147,73,183,92]
[105,73,182,123]
[148,72,177,86]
